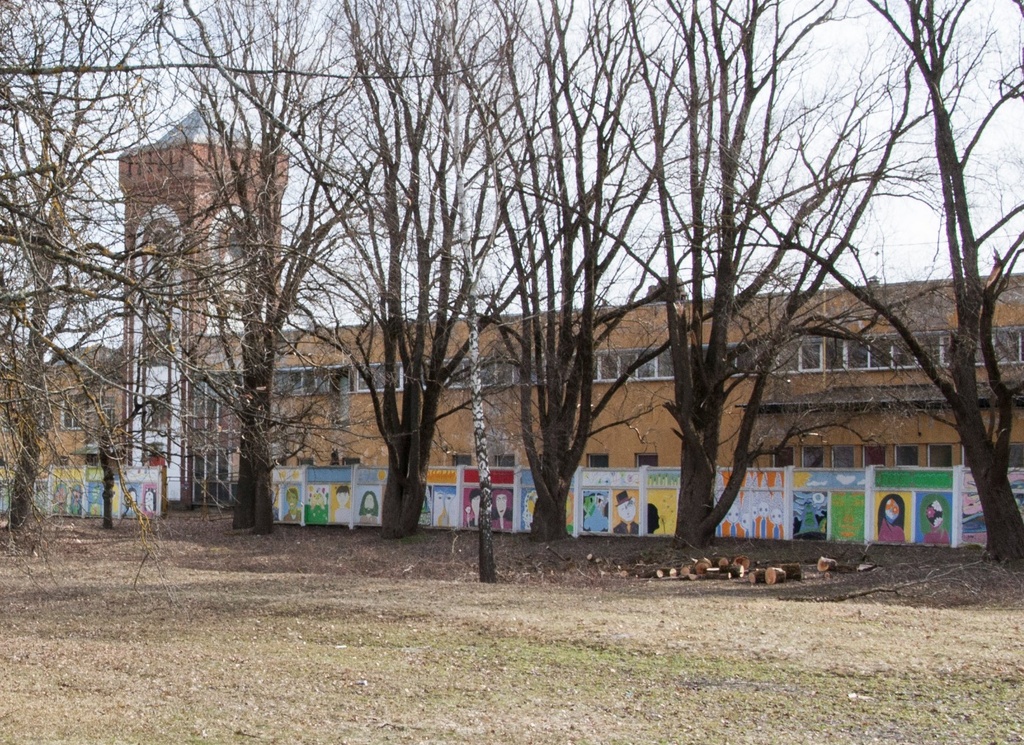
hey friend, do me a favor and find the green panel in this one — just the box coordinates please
[875,469,952,490]
[829,491,865,542]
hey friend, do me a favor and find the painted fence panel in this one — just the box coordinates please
[578,469,643,536]
[716,469,787,540]
[960,469,1024,547]
[792,469,867,542]
[353,467,386,526]
[0,466,164,520]
[645,469,679,536]
[261,462,1018,549]
[873,469,955,546]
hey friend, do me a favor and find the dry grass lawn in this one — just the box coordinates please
[1,514,1023,744]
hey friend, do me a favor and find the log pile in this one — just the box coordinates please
[623,554,878,584]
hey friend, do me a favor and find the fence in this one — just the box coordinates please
[269,463,1024,548]
[0,466,165,519]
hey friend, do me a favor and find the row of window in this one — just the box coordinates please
[794,328,1024,373]
[795,334,946,373]
[775,443,1024,469]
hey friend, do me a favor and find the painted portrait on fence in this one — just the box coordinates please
[331,484,352,525]
[875,492,911,543]
[645,489,676,536]
[431,485,458,528]
[611,490,640,535]
[645,470,679,536]
[581,489,611,533]
[305,484,330,526]
[914,492,952,545]
[279,483,303,524]
[356,486,382,526]
[492,488,514,532]
[828,491,865,542]
[519,486,537,532]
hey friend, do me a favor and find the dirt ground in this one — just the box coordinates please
[1,514,1023,744]
[14,511,1020,608]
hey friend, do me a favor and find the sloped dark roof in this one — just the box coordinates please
[758,384,949,414]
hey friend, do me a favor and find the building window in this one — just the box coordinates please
[798,338,823,372]
[801,446,824,468]
[587,453,610,468]
[452,454,472,467]
[594,349,672,382]
[62,409,82,431]
[865,445,886,467]
[297,457,315,466]
[895,445,920,467]
[928,444,953,468]
[355,363,404,392]
[831,445,856,469]
[635,453,659,468]
[494,454,516,468]
[995,328,1023,364]
[1009,444,1024,468]
[341,456,361,466]
[773,446,794,468]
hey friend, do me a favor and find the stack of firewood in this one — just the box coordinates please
[622,554,877,583]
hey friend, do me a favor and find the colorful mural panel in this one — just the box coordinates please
[610,489,640,535]
[305,484,331,526]
[914,492,952,545]
[645,489,676,535]
[279,483,303,524]
[875,491,912,544]
[646,469,679,536]
[331,484,353,525]
[718,470,785,539]
[793,491,828,540]
[581,489,611,534]
[85,482,104,517]
[829,491,866,542]
[431,485,459,528]
[355,486,381,526]
[961,470,1024,546]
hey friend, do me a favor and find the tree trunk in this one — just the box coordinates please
[10,431,40,534]
[381,455,429,539]
[99,443,116,530]
[675,445,718,548]
[963,438,1024,561]
[234,402,274,534]
[530,472,570,542]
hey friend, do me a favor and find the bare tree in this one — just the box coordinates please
[489,0,706,542]
[631,0,914,546]
[823,0,1024,560]
[155,0,353,533]
[316,0,513,539]
[0,0,150,542]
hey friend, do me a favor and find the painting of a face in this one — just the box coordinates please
[617,496,636,523]
[885,498,900,524]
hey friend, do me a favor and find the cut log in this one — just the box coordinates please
[777,563,802,581]
[714,556,732,568]
[731,555,751,571]
[765,567,787,585]
[818,556,857,573]
[748,569,766,585]
[693,559,713,576]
